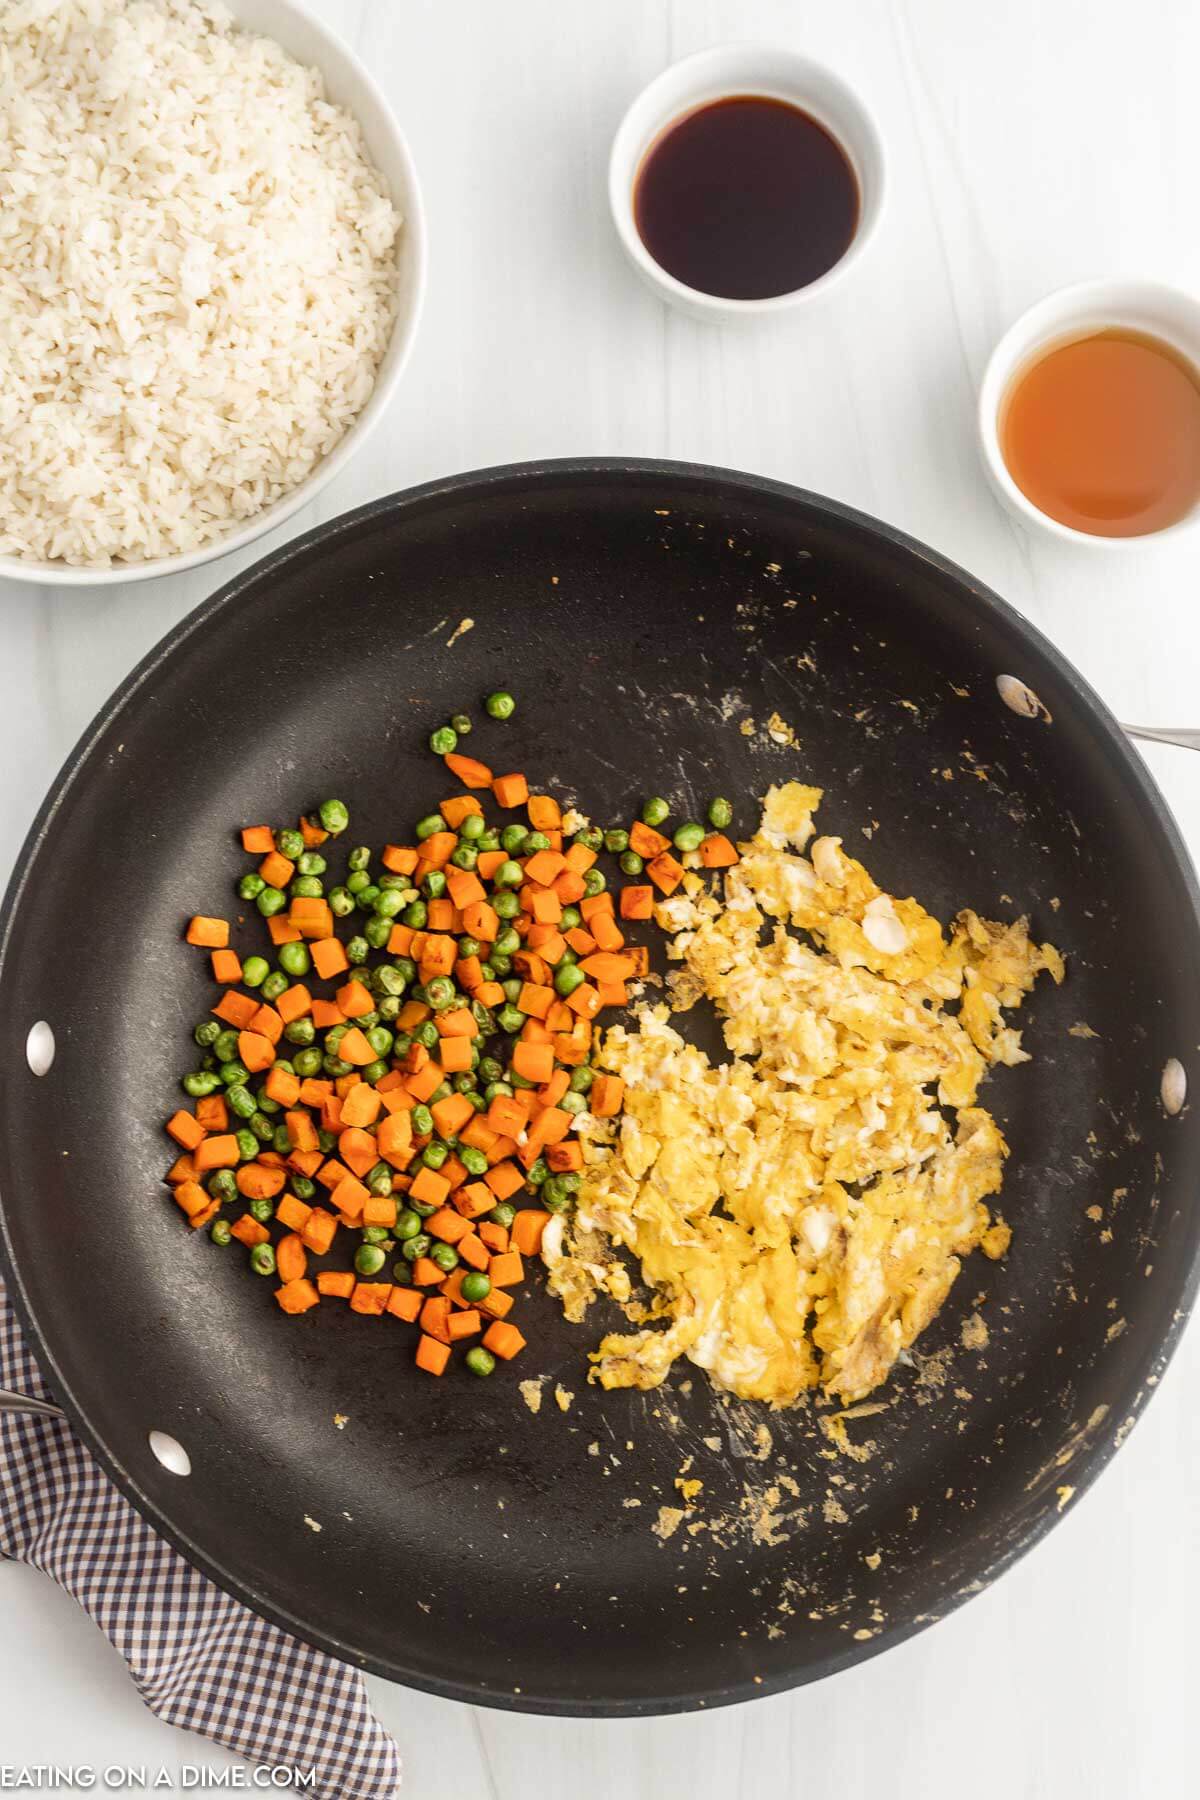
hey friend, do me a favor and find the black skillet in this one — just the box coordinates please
[1,459,1197,1715]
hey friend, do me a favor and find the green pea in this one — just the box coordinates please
[620,850,644,876]
[456,935,482,962]
[673,821,705,853]
[225,1084,255,1120]
[421,1141,449,1170]
[210,1219,232,1246]
[346,870,370,895]
[345,935,369,965]
[371,887,403,919]
[402,900,427,929]
[401,1233,432,1262]
[560,1091,586,1115]
[376,995,400,1023]
[425,976,456,1010]
[560,905,582,931]
[409,1197,436,1219]
[493,889,520,920]
[213,1029,240,1063]
[256,886,286,918]
[478,1056,503,1084]
[526,830,551,852]
[371,965,404,998]
[414,1021,440,1050]
[326,1023,348,1050]
[525,1160,549,1188]
[574,826,604,852]
[489,952,513,977]
[207,1168,238,1202]
[249,1198,274,1224]
[460,1271,492,1303]
[494,859,523,889]
[354,1243,387,1277]
[249,1111,274,1142]
[559,946,578,966]
[707,796,733,830]
[501,978,523,1003]
[238,871,265,901]
[219,1060,249,1087]
[555,962,586,997]
[500,824,528,854]
[459,812,485,841]
[484,1080,513,1101]
[182,1070,222,1097]
[366,1164,393,1198]
[451,711,472,736]
[569,1065,594,1092]
[509,1071,535,1090]
[235,1128,259,1160]
[287,1023,317,1053]
[411,1104,434,1138]
[345,845,370,872]
[450,842,478,871]
[379,873,410,893]
[485,690,516,720]
[260,970,287,1002]
[364,918,392,950]
[466,1092,487,1112]
[478,961,497,982]
[362,1225,390,1247]
[394,1209,422,1242]
[291,1175,316,1201]
[355,883,381,913]
[430,725,458,755]
[583,869,607,896]
[429,1081,452,1104]
[289,1052,319,1086]
[460,1146,489,1176]
[318,1128,336,1153]
[276,828,304,860]
[604,828,629,854]
[416,813,446,841]
[476,829,501,853]
[271,1124,291,1155]
[423,869,447,900]
[323,1054,353,1077]
[362,1058,389,1083]
[543,1175,573,1211]
[361,1026,391,1061]
[328,885,354,917]
[453,1074,478,1097]
[496,1004,525,1034]
[194,1019,222,1050]
[392,1259,414,1286]
[319,799,349,835]
[493,928,520,957]
[642,796,670,827]
[277,941,310,978]
[242,954,270,989]
[465,1346,496,1377]
[430,1241,459,1273]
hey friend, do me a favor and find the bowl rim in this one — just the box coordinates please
[978,275,1200,549]
[0,0,427,590]
[607,41,887,319]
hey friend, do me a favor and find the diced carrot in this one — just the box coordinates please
[317,1269,356,1298]
[387,1285,423,1322]
[267,915,303,945]
[527,794,562,830]
[166,1152,198,1184]
[619,885,654,920]
[317,1158,350,1191]
[590,1074,624,1116]
[476,850,507,881]
[410,1165,450,1209]
[166,1109,206,1152]
[289,1148,324,1178]
[386,925,415,958]
[377,1112,414,1166]
[492,772,529,808]
[418,831,458,871]
[580,892,614,921]
[475,979,506,1008]
[454,1231,489,1271]
[208,948,240,986]
[524,1107,571,1156]
[446,1308,481,1341]
[350,1282,391,1316]
[647,851,685,895]
[563,841,597,875]
[555,869,587,905]
[241,825,275,853]
[433,1034,472,1074]
[509,1040,552,1084]
[528,888,562,925]
[459,1117,498,1155]
[213,991,258,1029]
[194,1133,239,1171]
[186,915,229,949]
[332,1027,370,1067]
[538,1069,570,1109]
[249,1004,283,1045]
[436,1006,477,1039]
[564,928,597,958]
[477,1220,509,1255]
[566,982,601,1020]
[276,1234,308,1284]
[511,1210,551,1256]
[629,819,670,858]
[363,1195,397,1229]
[454,1182,495,1221]
[331,1174,368,1224]
[478,1161,521,1203]
[258,850,295,889]
[426,1206,470,1245]
[596,980,627,1008]
[276,982,312,1024]
[282,1110,318,1156]
[440,794,483,829]
[309,1000,345,1033]
[424,897,455,933]
[274,1192,312,1232]
[488,1249,524,1288]
[173,1178,210,1220]
[340,1083,382,1129]
[337,1127,378,1178]
[302,1209,338,1255]
[444,752,494,789]
[236,1029,274,1073]
[381,844,420,874]
[445,867,486,910]
[699,832,739,867]
[419,935,457,979]
[405,1061,442,1104]
[482,1320,526,1359]
[419,1295,452,1343]
[552,1031,589,1067]
[590,911,627,952]
[289,896,334,938]
[478,1287,514,1320]
[299,815,330,848]
[461,900,499,942]
[415,1333,451,1374]
[275,1278,320,1315]
[524,848,566,887]
[487,1134,519,1166]
[310,937,349,980]
[331,979,372,1020]
[411,1256,444,1287]
[262,1066,299,1109]
[237,1162,286,1202]
[628,945,649,977]
[484,1094,525,1139]
[230,1214,270,1248]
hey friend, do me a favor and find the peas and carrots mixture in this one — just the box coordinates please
[167,696,738,1379]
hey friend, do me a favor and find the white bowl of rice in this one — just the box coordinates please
[0,0,425,584]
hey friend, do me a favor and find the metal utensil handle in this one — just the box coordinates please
[0,1387,64,1420]
[1122,724,1200,751]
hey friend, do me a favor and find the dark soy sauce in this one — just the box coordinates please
[634,96,860,301]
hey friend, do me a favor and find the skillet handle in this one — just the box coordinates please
[0,1388,64,1421]
[1122,724,1200,751]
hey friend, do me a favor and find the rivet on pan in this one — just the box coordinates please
[996,675,1052,722]
[1161,1059,1187,1116]
[149,1430,191,1477]
[25,1021,55,1077]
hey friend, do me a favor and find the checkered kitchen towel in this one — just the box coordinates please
[0,1275,401,1796]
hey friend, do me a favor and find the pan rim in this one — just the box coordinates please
[2,455,1198,1716]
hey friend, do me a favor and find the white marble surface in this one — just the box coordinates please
[2,0,1199,1793]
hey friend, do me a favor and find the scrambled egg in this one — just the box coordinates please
[546,782,1063,1406]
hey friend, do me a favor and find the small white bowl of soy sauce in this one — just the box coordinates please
[609,44,885,323]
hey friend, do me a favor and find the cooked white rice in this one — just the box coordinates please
[0,0,401,567]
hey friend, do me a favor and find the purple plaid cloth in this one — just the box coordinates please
[0,1274,401,1796]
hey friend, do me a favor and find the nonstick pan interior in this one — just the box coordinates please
[1,460,1197,1713]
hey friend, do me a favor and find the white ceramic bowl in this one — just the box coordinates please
[979,278,1200,548]
[2,0,425,588]
[608,43,885,324]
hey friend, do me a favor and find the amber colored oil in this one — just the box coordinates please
[1000,328,1200,537]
